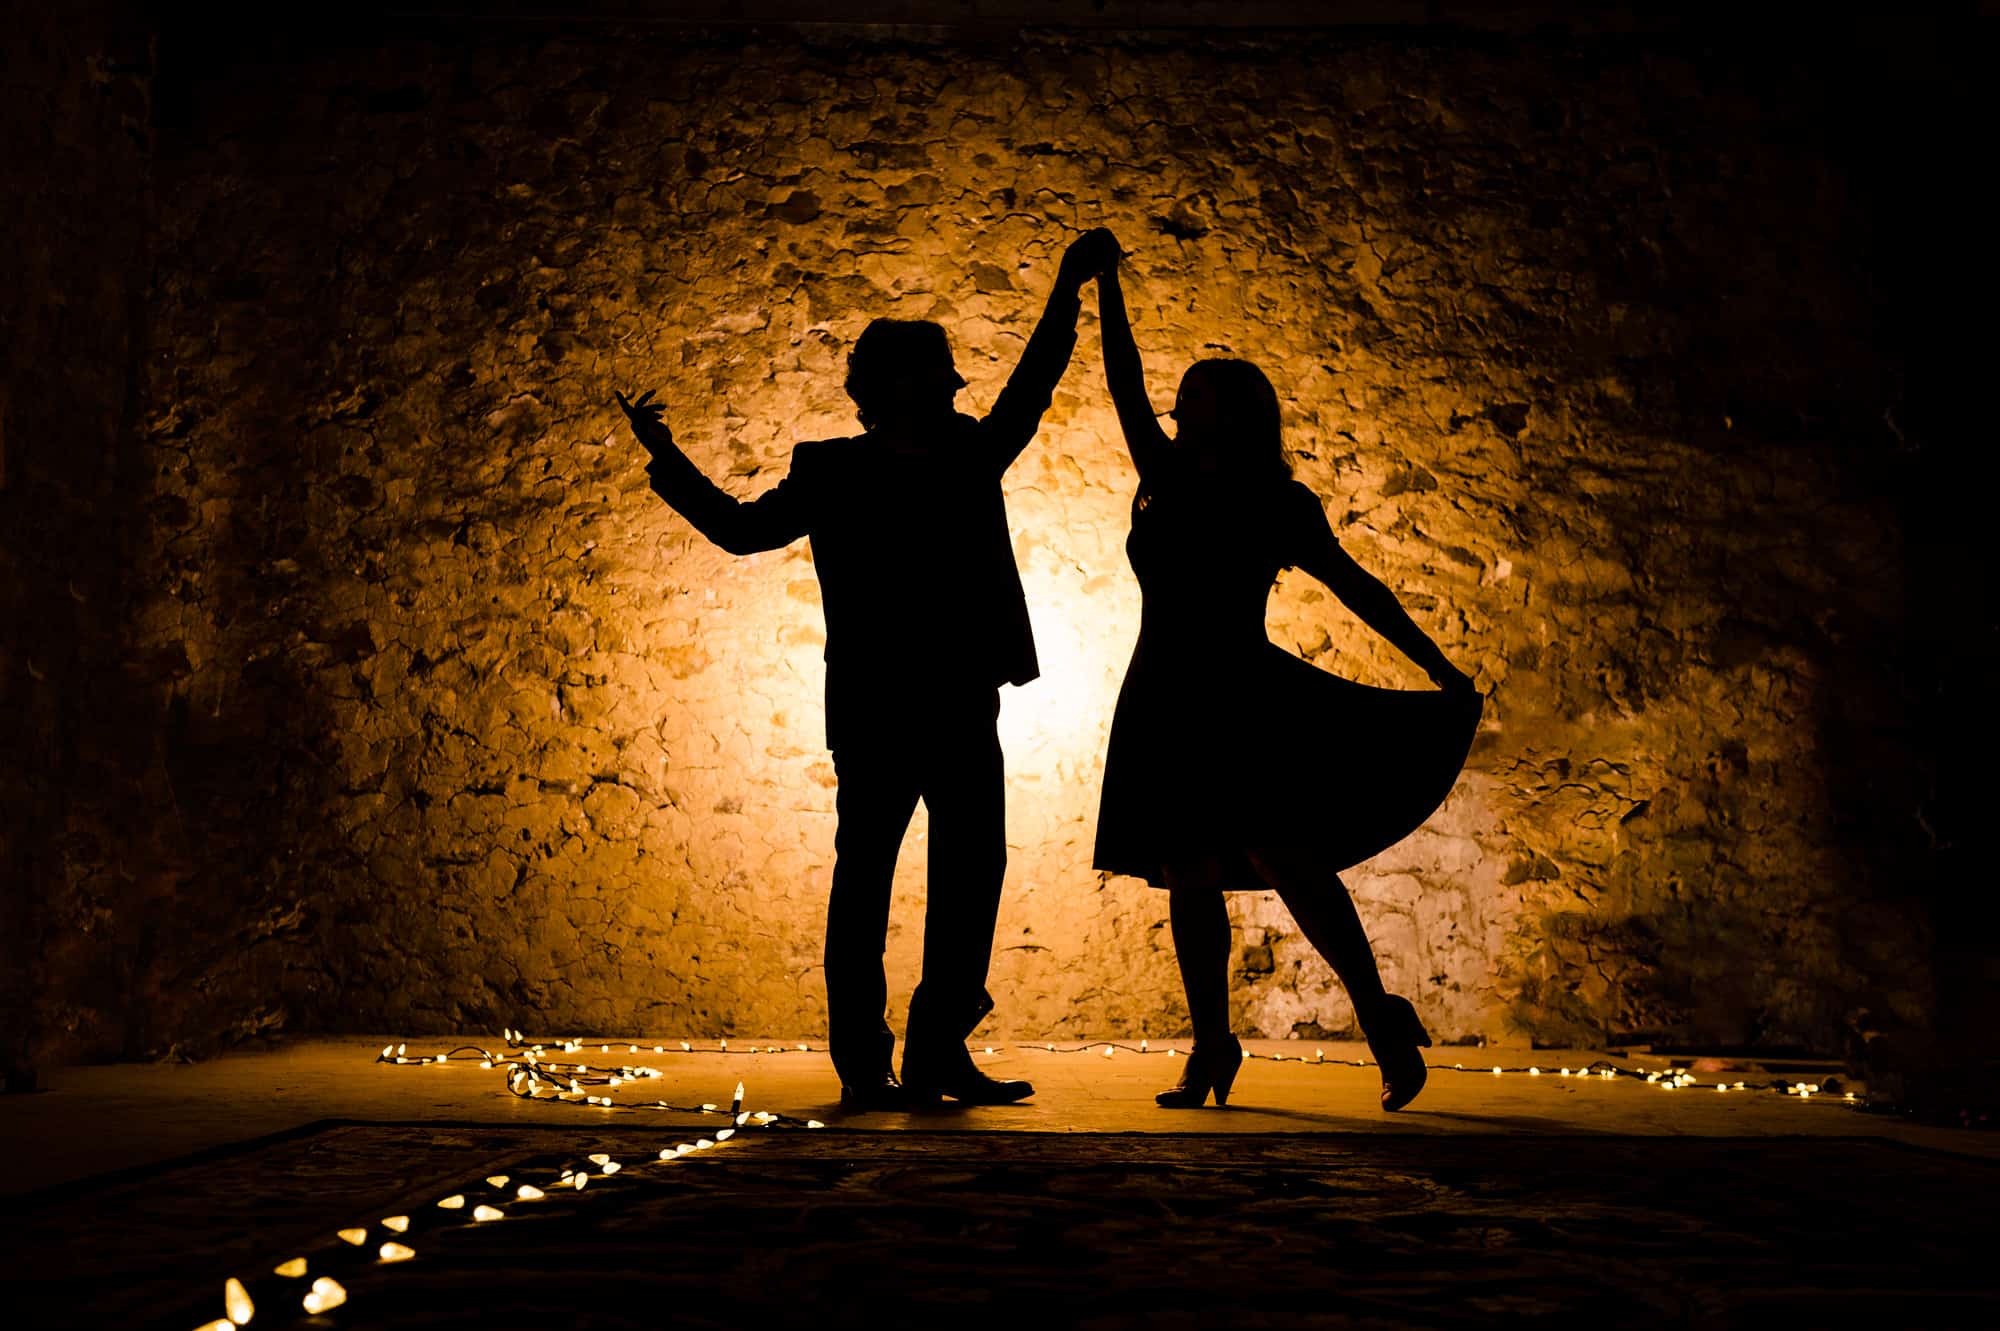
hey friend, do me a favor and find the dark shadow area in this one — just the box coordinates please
[5,1125,1993,1328]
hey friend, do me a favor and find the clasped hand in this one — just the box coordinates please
[1057,227,1124,293]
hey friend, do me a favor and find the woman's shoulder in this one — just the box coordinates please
[1276,477,1328,521]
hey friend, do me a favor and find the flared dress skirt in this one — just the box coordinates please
[1092,639,1482,889]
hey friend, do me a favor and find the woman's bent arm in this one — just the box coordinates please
[1291,492,1472,692]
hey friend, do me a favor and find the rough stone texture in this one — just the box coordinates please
[15,19,1965,1058]
[0,3,170,1074]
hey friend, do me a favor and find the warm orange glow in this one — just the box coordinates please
[223,1277,253,1325]
[302,1277,348,1313]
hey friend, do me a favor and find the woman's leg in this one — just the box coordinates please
[1163,856,1232,1044]
[1250,844,1429,1109]
[1246,845,1387,1024]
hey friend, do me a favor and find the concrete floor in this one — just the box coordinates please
[4,1034,1990,1197]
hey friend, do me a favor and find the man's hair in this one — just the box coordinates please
[845,319,966,430]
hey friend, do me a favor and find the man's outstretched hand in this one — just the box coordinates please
[1058,227,1123,293]
[614,388,675,458]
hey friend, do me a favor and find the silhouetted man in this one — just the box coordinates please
[616,228,1118,1110]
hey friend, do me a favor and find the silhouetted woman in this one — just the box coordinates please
[1092,254,1481,1113]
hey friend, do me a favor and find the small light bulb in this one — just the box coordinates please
[382,1215,410,1233]
[1103,1045,1114,1058]
[681,1042,692,1051]
[516,1184,545,1200]
[273,1257,307,1278]
[472,1205,503,1221]
[736,1111,751,1125]
[572,1173,588,1190]
[337,1228,367,1246]
[717,1128,736,1141]
[588,1153,611,1165]
[304,1276,349,1312]
[1492,1067,1502,1075]
[602,1161,622,1174]
[486,1175,509,1188]
[378,1242,414,1263]
[381,1044,394,1058]
[437,1194,466,1210]
[397,1043,407,1056]
[224,1276,254,1325]
[1316,1049,1324,1062]
[1140,1039,1150,1051]
[984,1046,994,1055]
[696,1138,715,1150]
[1529,1067,1541,1076]
[807,1119,825,1129]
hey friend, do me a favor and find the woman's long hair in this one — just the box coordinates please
[1177,358,1292,487]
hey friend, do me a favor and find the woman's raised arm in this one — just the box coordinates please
[1098,264,1170,480]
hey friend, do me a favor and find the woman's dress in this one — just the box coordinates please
[1091,467,1480,889]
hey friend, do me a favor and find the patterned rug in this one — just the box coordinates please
[6,1124,1995,1329]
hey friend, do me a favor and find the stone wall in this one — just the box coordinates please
[0,3,172,1076]
[75,21,1946,1053]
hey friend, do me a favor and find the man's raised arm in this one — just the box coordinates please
[615,389,809,556]
[981,228,1122,470]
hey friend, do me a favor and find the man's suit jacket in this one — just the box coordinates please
[644,293,1079,750]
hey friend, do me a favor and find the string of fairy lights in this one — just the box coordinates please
[186,1029,1857,1327]
[375,1029,1860,1110]
[189,1036,821,1329]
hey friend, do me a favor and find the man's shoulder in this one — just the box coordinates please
[790,433,868,463]
[785,434,863,476]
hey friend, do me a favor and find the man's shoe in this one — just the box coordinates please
[838,1073,912,1113]
[901,1044,1034,1106]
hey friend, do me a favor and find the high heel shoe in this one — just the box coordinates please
[1155,1035,1243,1108]
[1365,995,1432,1112]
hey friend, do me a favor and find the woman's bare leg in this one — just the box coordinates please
[1246,845,1387,1026]
[1164,856,1232,1044]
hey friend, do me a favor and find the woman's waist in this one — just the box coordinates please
[1132,609,1272,650]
